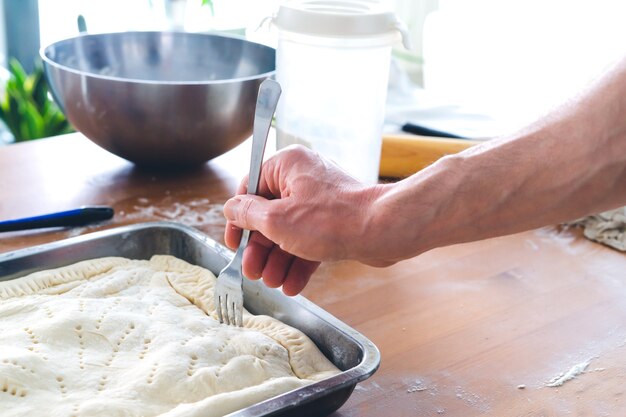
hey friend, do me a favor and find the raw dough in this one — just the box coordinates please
[0,255,339,417]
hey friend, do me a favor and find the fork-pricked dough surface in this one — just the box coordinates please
[0,255,339,417]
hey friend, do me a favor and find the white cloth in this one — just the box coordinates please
[571,207,626,251]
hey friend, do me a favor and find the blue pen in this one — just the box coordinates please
[0,206,114,233]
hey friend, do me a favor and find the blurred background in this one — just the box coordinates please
[2,0,626,144]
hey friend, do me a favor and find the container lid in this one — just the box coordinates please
[273,0,411,49]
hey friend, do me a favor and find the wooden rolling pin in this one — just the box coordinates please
[379,134,484,178]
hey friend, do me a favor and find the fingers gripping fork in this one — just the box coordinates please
[215,79,281,326]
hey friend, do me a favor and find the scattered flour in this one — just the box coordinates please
[407,385,427,393]
[524,239,539,251]
[354,380,384,393]
[121,198,225,227]
[545,359,591,387]
[454,386,489,412]
[404,377,430,394]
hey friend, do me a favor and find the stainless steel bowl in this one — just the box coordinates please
[41,31,275,167]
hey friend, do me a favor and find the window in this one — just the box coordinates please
[38,0,281,46]
[421,0,626,128]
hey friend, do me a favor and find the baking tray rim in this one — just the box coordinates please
[0,221,381,417]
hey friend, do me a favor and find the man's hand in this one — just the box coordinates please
[224,56,626,296]
[223,145,382,295]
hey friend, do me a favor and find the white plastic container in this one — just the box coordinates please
[272,0,410,184]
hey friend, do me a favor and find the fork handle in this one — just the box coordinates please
[237,229,251,253]
[247,79,282,196]
[235,80,280,256]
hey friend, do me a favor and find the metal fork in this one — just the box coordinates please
[215,79,282,326]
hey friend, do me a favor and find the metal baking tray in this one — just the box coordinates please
[0,221,380,417]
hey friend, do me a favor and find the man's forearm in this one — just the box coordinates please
[368,57,626,262]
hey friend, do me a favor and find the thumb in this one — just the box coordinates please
[223,195,276,232]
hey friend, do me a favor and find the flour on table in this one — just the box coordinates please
[545,359,591,387]
[122,198,225,228]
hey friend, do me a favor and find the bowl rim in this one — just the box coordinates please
[40,30,276,86]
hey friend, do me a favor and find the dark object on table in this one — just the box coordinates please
[0,206,114,232]
[401,122,467,139]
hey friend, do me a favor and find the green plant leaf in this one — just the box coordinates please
[17,100,46,141]
[6,77,18,97]
[30,70,48,113]
[201,0,214,16]
[0,92,8,123]
[41,103,68,136]
[8,59,27,95]
[7,94,22,140]
[1,58,74,142]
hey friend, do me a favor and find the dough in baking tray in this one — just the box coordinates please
[0,255,339,417]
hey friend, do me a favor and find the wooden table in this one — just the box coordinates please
[2,133,626,416]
